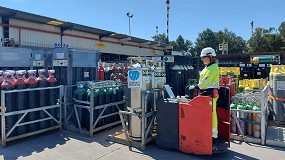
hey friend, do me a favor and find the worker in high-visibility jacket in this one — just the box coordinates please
[192,47,219,139]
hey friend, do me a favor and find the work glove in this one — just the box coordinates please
[188,85,199,90]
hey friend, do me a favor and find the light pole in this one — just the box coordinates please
[127,12,134,36]
[251,21,254,37]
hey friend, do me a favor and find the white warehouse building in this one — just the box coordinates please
[0,6,171,60]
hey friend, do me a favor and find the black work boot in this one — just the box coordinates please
[212,138,228,154]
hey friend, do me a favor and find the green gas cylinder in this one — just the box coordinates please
[105,83,113,124]
[86,87,99,131]
[74,83,87,128]
[74,83,87,101]
[98,83,106,127]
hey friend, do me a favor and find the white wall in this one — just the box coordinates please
[9,19,61,47]
[6,18,165,56]
[63,30,99,50]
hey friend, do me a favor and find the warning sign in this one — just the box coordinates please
[96,42,106,48]
[84,72,89,78]
[163,56,174,62]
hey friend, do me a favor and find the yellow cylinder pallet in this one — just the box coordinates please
[219,67,226,77]
[238,79,268,91]
[280,65,285,72]
[219,67,240,76]
[252,80,258,90]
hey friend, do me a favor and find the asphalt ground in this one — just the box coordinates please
[0,126,285,160]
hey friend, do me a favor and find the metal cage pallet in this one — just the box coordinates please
[230,84,269,145]
[108,89,162,150]
[63,86,125,137]
[0,85,64,147]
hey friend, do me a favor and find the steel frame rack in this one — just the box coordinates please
[230,84,269,145]
[117,89,163,150]
[64,86,125,137]
[0,85,64,147]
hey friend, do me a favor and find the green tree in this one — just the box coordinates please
[278,22,285,37]
[195,28,246,54]
[152,33,169,44]
[247,27,266,53]
[215,28,246,54]
[247,27,285,53]
[195,28,218,51]
[279,22,285,50]
[169,35,194,55]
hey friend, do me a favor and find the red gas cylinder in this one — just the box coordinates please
[47,70,58,127]
[2,71,17,136]
[110,66,117,80]
[15,70,28,135]
[26,70,38,87]
[123,65,128,77]
[6,70,17,84]
[117,67,124,82]
[37,69,49,129]
[112,65,117,73]
[98,66,105,80]
[25,70,38,132]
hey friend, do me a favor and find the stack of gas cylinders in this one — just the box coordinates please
[230,85,263,138]
[268,65,285,125]
[73,80,124,130]
[0,69,58,138]
[98,63,128,84]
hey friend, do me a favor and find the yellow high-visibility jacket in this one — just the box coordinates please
[198,62,219,89]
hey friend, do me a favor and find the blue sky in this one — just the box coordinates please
[1,0,284,43]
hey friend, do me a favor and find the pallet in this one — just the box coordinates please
[108,131,157,150]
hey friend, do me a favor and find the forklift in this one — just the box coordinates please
[156,86,230,155]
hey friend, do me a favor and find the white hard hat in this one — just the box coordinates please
[200,47,216,57]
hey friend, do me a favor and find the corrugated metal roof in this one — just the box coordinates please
[0,6,171,49]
